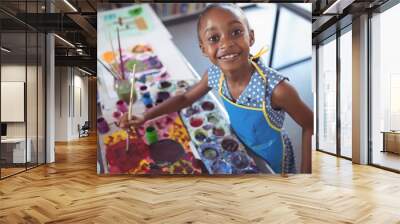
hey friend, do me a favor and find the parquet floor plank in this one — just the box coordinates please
[0,135,399,223]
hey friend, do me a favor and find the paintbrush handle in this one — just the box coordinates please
[97,58,119,80]
[127,65,136,118]
[116,28,125,79]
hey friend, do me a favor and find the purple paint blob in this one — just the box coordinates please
[157,91,170,101]
[184,105,200,117]
[159,81,172,89]
[195,132,207,142]
[221,138,239,152]
[230,152,250,169]
[97,117,110,134]
[201,101,215,111]
[212,127,225,137]
[112,111,122,119]
[116,100,128,113]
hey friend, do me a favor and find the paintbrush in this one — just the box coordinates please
[116,27,126,80]
[126,64,136,151]
[108,32,122,80]
[97,58,119,80]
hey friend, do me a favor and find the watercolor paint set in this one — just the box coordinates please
[179,95,260,174]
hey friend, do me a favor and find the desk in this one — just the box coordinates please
[382,131,400,154]
[1,138,31,163]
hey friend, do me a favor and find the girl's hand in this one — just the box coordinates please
[119,112,146,129]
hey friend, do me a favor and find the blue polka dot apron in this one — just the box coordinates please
[218,60,286,174]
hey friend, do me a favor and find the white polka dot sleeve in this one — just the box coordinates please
[207,64,221,90]
[266,69,289,91]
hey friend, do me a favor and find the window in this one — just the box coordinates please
[0,1,47,179]
[317,36,337,154]
[272,6,312,68]
[339,28,352,158]
[371,3,400,171]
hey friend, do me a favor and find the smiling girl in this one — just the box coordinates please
[120,3,313,174]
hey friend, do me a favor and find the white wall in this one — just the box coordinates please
[1,65,37,138]
[1,65,26,139]
[1,64,46,164]
[54,67,89,141]
[54,67,69,141]
[73,73,89,138]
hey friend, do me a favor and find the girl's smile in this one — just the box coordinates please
[217,51,241,62]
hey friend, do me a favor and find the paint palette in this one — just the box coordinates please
[181,98,230,141]
[196,136,259,174]
[179,94,259,174]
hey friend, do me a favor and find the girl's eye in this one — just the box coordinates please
[232,29,243,36]
[208,35,220,43]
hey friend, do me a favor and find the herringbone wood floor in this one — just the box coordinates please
[1,135,399,224]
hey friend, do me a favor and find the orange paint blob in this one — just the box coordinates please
[102,51,116,63]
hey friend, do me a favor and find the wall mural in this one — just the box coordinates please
[97,3,312,175]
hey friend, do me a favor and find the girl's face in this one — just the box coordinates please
[198,7,254,73]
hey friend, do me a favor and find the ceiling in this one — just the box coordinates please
[0,0,97,73]
[1,0,396,72]
[311,0,390,44]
